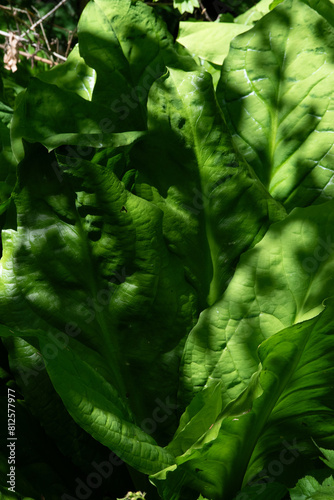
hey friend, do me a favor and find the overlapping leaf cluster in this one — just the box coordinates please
[1,0,334,498]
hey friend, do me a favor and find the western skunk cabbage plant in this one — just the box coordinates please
[1,0,334,498]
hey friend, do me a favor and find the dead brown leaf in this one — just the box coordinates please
[4,32,20,72]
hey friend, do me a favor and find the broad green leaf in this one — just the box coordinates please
[11,82,146,162]
[176,22,251,89]
[78,0,180,112]
[2,335,130,483]
[35,330,175,475]
[152,302,334,499]
[197,60,222,90]
[303,0,334,24]
[0,291,175,481]
[289,475,334,500]
[0,145,179,474]
[11,0,195,162]
[235,0,276,24]
[218,0,334,211]
[9,0,285,309]
[1,68,284,479]
[136,67,285,306]
[177,22,250,66]
[38,45,96,101]
[6,0,334,496]
[2,0,287,479]
[181,199,334,404]
[166,382,226,458]
[0,338,137,498]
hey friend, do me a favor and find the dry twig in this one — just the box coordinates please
[0,1,74,70]
[199,0,213,20]
[23,0,69,34]
[0,30,66,62]
[31,5,52,55]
